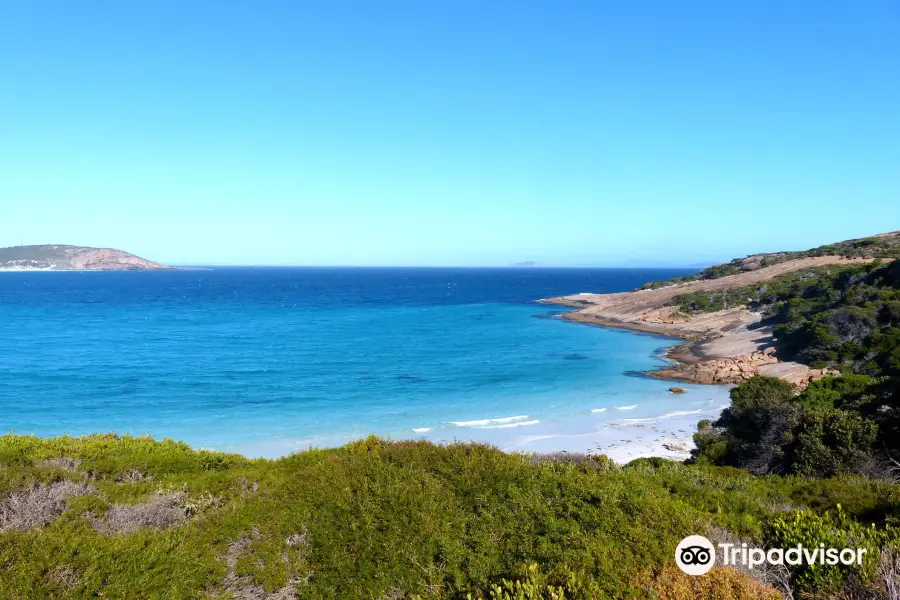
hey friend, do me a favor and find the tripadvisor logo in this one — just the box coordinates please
[675,535,868,576]
[675,535,716,575]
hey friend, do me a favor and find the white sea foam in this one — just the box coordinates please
[590,408,607,413]
[615,405,637,411]
[412,427,432,433]
[450,415,529,427]
[662,409,705,418]
[617,408,715,425]
[480,419,540,429]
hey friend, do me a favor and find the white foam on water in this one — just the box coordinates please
[616,408,720,425]
[590,408,607,413]
[450,415,529,427]
[615,405,637,411]
[662,409,705,418]
[480,419,540,429]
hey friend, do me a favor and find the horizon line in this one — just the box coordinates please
[169,263,708,269]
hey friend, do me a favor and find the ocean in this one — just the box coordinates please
[0,267,731,458]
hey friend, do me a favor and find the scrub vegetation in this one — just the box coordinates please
[1,434,900,599]
[681,256,900,597]
[636,233,900,291]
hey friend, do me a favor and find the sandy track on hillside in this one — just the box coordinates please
[547,256,871,332]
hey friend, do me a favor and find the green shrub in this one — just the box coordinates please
[706,376,801,473]
[767,506,900,595]
[791,408,878,477]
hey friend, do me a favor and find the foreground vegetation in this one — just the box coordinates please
[4,433,900,599]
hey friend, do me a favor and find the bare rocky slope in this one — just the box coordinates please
[0,245,170,271]
[542,253,888,387]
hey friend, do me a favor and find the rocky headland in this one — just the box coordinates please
[542,255,874,388]
[0,245,171,271]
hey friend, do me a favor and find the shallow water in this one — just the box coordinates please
[0,267,729,457]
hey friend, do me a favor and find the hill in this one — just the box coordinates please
[0,245,169,271]
[636,231,900,290]
[542,232,899,387]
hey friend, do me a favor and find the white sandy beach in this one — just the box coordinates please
[400,382,733,464]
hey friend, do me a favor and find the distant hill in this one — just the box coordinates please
[0,245,170,271]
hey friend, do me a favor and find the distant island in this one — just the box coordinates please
[0,244,170,271]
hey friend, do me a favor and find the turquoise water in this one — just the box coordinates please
[0,267,729,457]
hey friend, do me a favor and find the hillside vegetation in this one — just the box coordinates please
[3,434,900,599]
[670,259,900,380]
[637,232,900,290]
[681,255,900,597]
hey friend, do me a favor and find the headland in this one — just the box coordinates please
[541,232,900,388]
[0,244,171,271]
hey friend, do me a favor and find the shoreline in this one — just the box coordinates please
[541,302,832,388]
[5,378,729,465]
[537,255,883,389]
[549,308,712,379]
[1,277,729,466]
[531,309,731,461]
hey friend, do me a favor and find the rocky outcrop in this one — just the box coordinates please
[652,348,837,388]
[652,348,777,384]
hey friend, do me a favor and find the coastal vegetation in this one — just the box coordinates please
[5,236,900,599]
[670,259,900,381]
[3,433,900,599]
[688,258,900,473]
[635,233,900,291]
[679,254,900,597]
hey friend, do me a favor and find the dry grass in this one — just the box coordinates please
[47,565,79,591]
[95,492,188,535]
[0,480,92,531]
[38,457,82,471]
[117,468,149,483]
[879,547,900,600]
[640,565,784,600]
[218,529,310,600]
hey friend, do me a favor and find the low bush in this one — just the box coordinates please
[3,434,897,598]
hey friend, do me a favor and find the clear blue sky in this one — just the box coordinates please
[1,1,898,266]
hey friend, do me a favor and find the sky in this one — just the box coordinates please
[1,1,898,267]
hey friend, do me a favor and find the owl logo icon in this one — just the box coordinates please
[675,535,716,575]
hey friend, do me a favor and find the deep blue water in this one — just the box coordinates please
[0,267,730,457]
